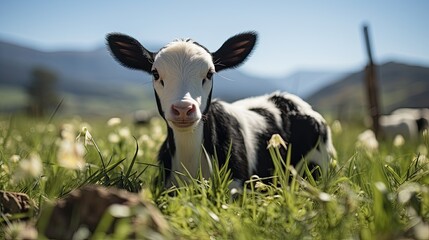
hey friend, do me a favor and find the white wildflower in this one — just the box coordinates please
[398,183,420,204]
[330,159,338,169]
[78,127,93,146]
[255,181,268,191]
[416,154,428,163]
[356,129,379,152]
[118,127,131,139]
[152,125,164,139]
[318,192,332,202]
[10,155,20,163]
[3,222,38,240]
[107,117,122,127]
[139,134,155,148]
[139,134,151,143]
[17,153,43,178]
[57,138,86,170]
[137,149,144,157]
[374,181,387,193]
[393,134,405,147]
[1,164,10,174]
[60,123,76,141]
[108,204,131,218]
[417,144,428,156]
[331,120,342,134]
[267,134,287,149]
[208,211,220,222]
[414,221,429,240]
[108,133,120,144]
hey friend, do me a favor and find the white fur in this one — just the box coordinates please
[232,93,283,129]
[392,108,424,119]
[166,122,213,188]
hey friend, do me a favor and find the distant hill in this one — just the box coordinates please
[307,62,429,119]
[0,39,341,116]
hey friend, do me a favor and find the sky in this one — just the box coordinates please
[1,1,429,77]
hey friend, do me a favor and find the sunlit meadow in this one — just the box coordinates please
[1,115,428,239]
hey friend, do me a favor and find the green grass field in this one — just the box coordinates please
[1,115,428,239]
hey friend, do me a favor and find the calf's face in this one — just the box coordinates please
[151,41,214,130]
[106,32,257,131]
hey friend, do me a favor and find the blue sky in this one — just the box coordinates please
[1,1,428,77]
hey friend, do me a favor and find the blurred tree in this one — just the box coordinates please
[27,67,60,117]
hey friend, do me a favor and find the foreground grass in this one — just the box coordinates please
[1,115,428,239]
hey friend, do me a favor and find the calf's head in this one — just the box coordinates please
[107,32,257,131]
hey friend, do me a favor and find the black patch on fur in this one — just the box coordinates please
[249,107,287,178]
[154,90,165,119]
[269,95,299,112]
[268,94,327,165]
[202,83,213,116]
[416,118,429,133]
[287,114,325,163]
[157,127,175,180]
[203,101,249,181]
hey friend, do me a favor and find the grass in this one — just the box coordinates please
[1,114,429,239]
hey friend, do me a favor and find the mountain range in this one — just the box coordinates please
[308,61,429,119]
[1,39,428,118]
[0,40,343,116]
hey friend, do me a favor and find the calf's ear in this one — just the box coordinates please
[106,33,154,73]
[212,31,257,72]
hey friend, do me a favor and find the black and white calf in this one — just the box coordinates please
[107,32,336,188]
[379,108,429,141]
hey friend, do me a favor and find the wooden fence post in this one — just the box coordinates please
[363,24,382,139]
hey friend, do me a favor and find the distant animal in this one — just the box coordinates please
[106,31,336,188]
[379,115,419,140]
[390,108,429,133]
[134,109,158,125]
[378,108,429,141]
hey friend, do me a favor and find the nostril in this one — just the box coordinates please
[171,105,181,116]
[187,105,196,116]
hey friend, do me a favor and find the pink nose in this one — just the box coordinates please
[171,102,196,118]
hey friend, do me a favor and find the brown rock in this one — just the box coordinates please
[0,191,35,218]
[39,184,171,239]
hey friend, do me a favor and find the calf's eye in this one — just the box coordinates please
[203,71,213,85]
[206,71,213,79]
[152,69,160,80]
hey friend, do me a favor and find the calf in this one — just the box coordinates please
[107,32,336,188]
[379,115,418,141]
[391,108,429,134]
